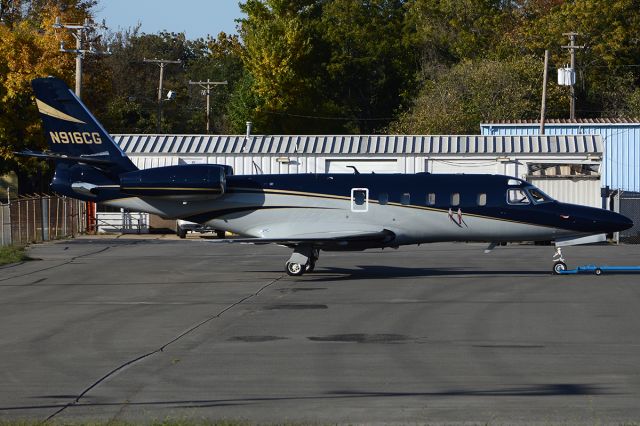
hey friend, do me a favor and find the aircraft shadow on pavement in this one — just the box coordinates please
[3,383,606,413]
[296,265,549,280]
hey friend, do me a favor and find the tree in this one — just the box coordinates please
[237,0,323,133]
[237,0,418,133]
[506,0,640,118]
[185,33,245,133]
[320,0,416,133]
[390,56,569,134]
[405,0,515,65]
[0,2,90,181]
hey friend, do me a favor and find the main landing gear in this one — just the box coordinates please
[285,246,319,276]
[552,246,567,274]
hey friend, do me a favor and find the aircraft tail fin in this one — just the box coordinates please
[29,77,137,175]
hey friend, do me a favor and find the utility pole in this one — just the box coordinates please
[53,16,108,235]
[562,32,585,120]
[189,79,228,133]
[53,17,109,99]
[143,58,181,133]
[540,49,550,134]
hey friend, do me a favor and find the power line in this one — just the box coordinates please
[189,79,227,133]
[143,58,181,133]
[265,111,396,121]
[53,17,110,99]
[562,32,585,120]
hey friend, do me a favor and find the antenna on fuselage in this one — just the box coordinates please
[346,166,360,175]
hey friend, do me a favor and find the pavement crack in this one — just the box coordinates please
[0,246,112,283]
[43,273,285,423]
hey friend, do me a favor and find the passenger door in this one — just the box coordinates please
[351,188,369,212]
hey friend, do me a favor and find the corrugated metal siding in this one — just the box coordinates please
[529,178,601,208]
[114,134,602,156]
[481,123,640,192]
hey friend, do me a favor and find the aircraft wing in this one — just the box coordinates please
[216,229,396,247]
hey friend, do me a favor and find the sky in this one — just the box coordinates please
[93,0,244,39]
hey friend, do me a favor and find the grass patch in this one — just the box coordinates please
[0,422,254,426]
[0,245,29,266]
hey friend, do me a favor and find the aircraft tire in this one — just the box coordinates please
[553,261,567,275]
[286,262,305,276]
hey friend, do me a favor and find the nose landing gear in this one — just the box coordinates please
[552,247,567,274]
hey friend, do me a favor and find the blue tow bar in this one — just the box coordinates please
[557,264,640,275]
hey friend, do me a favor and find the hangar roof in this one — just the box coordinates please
[114,134,602,155]
[483,118,639,125]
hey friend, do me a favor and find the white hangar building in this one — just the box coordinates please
[99,134,604,233]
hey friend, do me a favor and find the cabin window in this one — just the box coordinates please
[427,193,436,206]
[351,188,369,212]
[507,188,530,205]
[477,193,487,206]
[378,193,388,205]
[401,193,411,205]
[451,193,460,206]
[527,187,552,204]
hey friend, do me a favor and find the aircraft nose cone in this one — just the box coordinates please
[602,210,633,233]
[618,213,634,231]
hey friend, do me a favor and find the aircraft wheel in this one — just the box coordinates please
[553,261,567,275]
[286,262,305,276]
[595,268,602,276]
[305,260,316,273]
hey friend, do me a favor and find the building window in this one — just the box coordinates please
[427,193,436,206]
[400,193,411,205]
[451,193,460,206]
[379,193,388,205]
[477,193,487,206]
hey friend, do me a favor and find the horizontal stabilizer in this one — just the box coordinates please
[15,150,114,166]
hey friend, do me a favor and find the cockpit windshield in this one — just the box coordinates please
[525,187,553,204]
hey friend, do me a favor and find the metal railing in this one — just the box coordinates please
[0,195,87,246]
[93,211,148,234]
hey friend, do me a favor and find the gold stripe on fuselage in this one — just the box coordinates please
[121,187,222,192]
[233,187,556,229]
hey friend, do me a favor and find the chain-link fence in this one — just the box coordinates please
[0,195,87,247]
[620,192,640,244]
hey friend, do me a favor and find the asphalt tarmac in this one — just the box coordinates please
[1,236,639,424]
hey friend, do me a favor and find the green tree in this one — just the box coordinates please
[507,0,640,118]
[320,0,416,132]
[185,33,245,133]
[405,0,515,64]
[237,0,418,133]
[237,0,323,133]
[390,56,569,134]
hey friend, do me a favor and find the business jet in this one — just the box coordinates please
[18,77,633,276]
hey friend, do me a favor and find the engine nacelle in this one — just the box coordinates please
[120,164,228,198]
